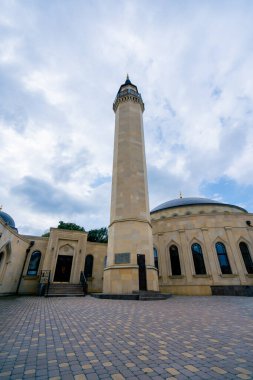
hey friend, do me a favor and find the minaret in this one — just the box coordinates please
[103,76,159,294]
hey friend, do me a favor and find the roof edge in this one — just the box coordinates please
[150,202,248,214]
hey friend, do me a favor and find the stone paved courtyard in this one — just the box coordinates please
[0,296,253,380]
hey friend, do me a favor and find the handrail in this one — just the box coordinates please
[46,271,51,297]
[80,271,88,295]
[39,270,51,297]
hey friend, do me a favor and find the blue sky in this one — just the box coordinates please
[1,0,253,235]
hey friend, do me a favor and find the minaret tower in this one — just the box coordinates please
[103,76,159,294]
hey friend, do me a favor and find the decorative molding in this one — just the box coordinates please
[109,217,152,228]
[104,265,139,271]
[113,89,144,112]
[169,275,185,279]
[192,274,212,278]
[219,274,238,278]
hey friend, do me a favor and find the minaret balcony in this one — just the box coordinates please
[113,88,144,112]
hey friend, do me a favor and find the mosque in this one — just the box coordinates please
[0,77,253,297]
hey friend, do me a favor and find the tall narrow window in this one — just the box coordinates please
[215,242,232,274]
[191,243,206,275]
[84,255,94,278]
[169,245,181,275]
[27,251,41,276]
[153,247,159,273]
[0,251,4,267]
[239,242,253,274]
[104,256,107,268]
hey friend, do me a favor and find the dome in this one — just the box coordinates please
[151,197,247,214]
[0,210,17,231]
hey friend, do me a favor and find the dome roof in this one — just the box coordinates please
[151,197,247,213]
[0,210,17,231]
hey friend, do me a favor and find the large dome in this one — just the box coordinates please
[151,197,247,214]
[0,210,17,231]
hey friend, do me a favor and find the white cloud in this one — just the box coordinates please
[1,0,253,234]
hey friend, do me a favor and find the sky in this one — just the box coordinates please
[1,0,253,235]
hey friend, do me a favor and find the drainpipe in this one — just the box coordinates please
[16,240,35,295]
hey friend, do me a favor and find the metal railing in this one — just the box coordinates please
[39,270,51,296]
[80,271,88,295]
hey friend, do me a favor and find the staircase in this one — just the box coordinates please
[46,283,86,297]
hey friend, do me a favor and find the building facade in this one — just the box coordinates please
[1,198,253,297]
[1,78,253,296]
[151,197,253,295]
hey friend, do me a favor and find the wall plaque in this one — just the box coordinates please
[115,253,130,264]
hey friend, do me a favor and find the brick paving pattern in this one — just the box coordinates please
[0,296,253,379]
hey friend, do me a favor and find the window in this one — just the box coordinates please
[27,251,41,276]
[169,245,181,275]
[84,255,94,278]
[215,242,232,274]
[191,243,206,275]
[239,242,253,274]
[104,256,107,268]
[0,251,4,267]
[153,247,159,272]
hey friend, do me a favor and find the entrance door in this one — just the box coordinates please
[137,254,147,291]
[54,255,73,282]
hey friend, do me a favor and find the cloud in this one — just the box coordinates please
[0,0,253,235]
[12,176,88,214]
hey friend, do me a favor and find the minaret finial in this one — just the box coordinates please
[179,192,183,199]
[124,74,131,85]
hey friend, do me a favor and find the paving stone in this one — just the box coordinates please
[0,296,253,380]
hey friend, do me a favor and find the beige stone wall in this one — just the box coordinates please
[110,101,150,222]
[152,206,253,295]
[0,223,108,295]
[42,228,88,284]
[0,221,29,295]
[1,202,252,296]
[18,236,48,294]
[85,241,107,292]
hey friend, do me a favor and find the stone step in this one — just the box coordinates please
[91,292,172,301]
[133,291,172,300]
[46,284,85,297]
[46,293,85,297]
[139,295,171,301]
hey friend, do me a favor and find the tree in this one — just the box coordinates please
[57,221,85,232]
[87,227,108,243]
[41,231,50,237]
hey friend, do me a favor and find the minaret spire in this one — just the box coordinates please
[125,73,132,85]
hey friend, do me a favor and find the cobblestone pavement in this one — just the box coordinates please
[0,296,253,380]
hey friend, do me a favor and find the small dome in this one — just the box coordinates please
[0,210,17,231]
[151,197,247,214]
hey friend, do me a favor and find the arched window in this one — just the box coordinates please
[0,251,4,267]
[215,242,232,274]
[27,251,41,276]
[191,243,206,275]
[84,255,94,278]
[153,247,159,272]
[169,245,181,275]
[239,242,253,274]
